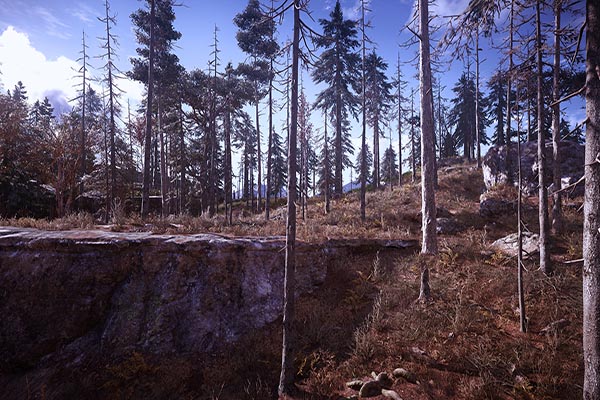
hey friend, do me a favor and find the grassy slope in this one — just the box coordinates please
[1,164,584,399]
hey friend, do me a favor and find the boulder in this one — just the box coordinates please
[490,231,539,258]
[479,194,516,218]
[436,217,462,234]
[482,141,584,197]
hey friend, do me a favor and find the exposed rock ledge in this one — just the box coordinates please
[0,227,416,376]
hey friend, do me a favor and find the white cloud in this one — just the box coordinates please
[0,26,144,113]
[431,0,470,18]
[0,26,78,106]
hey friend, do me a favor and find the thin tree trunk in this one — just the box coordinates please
[397,55,403,187]
[411,88,416,184]
[179,97,186,214]
[79,32,86,200]
[537,0,551,275]
[374,115,380,189]
[516,83,527,333]
[141,0,155,218]
[266,69,274,220]
[278,1,299,394]
[506,0,515,182]
[475,25,481,168]
[105,3,116,220]
[256,89,262,213]
[583,0,600,397]
[360,0,367,221]
[551,0,563,233]
[324,113,330,214]
[419,0,438,267]
[158,95,168,217]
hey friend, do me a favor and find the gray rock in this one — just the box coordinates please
[482,140,584,197]
[359,380,382,397]
[392,368,418,384]
[436,217,462,234]
[479,194,516,218]
[346,380,365,391]
[490,231,539,258]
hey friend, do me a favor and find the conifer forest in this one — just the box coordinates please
[0,0,599,399]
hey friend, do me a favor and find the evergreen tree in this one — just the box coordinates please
[234,0,279,213]
[312,0,360,196]
[130,0,182,216]
[354,144,373,185]
[381,146,399,187]
[98,0,123,221]
[448,71,488,159]
[486,70,507,145]
[364,51,393,189]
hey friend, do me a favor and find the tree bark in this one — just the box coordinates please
[158,94,168,217]
[141,0,155,219]
[551,0,563,234]
[278,1,299,395]
[419,0,437,257]
[266,67,274,221]
[360,0,367,221]
[475,25,481,168]
[583,0,600,397]
[537,0,552,275]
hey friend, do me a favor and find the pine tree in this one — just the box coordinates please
[313,0,360,196]
[486,71,507,145]
[354,144,373,185]
[448,71,488,159]
[381,145,399,188]
[131,0,182,217]
[234,0,279,214]
[365,51,394,189]
[97,0,123,222]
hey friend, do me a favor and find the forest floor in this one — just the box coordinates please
[1,162,584,399]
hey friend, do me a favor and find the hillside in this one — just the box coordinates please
[0,162,584,400]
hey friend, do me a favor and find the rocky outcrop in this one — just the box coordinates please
[482,140,584,196]
[0,228,416,383]
[490,231,539,258]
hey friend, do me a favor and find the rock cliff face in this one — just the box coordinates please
[482,141,584,196]
[0,227,416,399]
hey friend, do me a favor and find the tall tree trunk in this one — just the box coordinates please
[141,0,155,218]
[360,0,367,221]
[256,90,262,213]
[583,0,600,397]
[335,94,343,196]
[419,0,438,299]
[79,32,87,201]
[411,88,416,184]
[158,94,168,217]
[105,4,116,220]
[278,1,299,394]
[266,68,274,220]
[374,115,380,189]
[397,56,403,187]
[537,0,552,275]
[551,0,563,233]
[475,25,481,168]
[179,98,186,214]
[506,0,515,181]
[516,83,527,333]
[324,113,331,214]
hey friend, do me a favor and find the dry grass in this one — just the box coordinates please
[0,162,584,399]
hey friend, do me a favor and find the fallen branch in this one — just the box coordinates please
[564,258,583,265]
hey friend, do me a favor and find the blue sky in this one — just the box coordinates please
[0,0,587,185]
